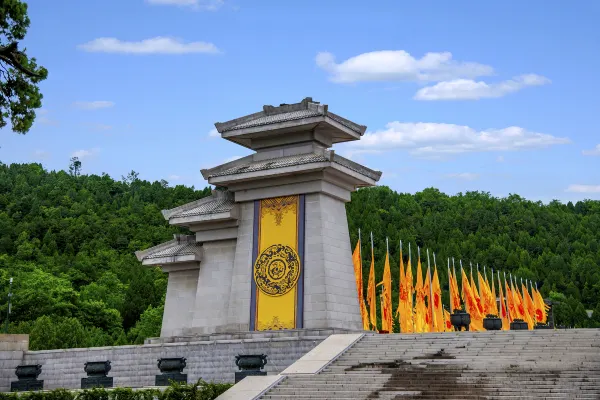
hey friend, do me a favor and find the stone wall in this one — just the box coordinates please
[304,193,362,330]
[0,331,331,392]
[0,335,29,393]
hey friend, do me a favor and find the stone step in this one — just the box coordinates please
[256,329,600,399]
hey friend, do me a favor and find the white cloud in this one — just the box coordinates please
[32,150,50,160]
[208,128,220,138]
[566,184,600,193]
[168,174,182,180]
[415,74,551,101]
[78,37,219,54]
[71,148,100,160]
[316,50,494,83]
[146,0,224,11]
[343,122,570,158]
[496,155,504,163]
[74,101,115,110]
[582,144,600,156]
[445,172,480,181]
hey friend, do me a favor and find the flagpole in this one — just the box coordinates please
[491,268,496,312]
[358,228,362,261]
[427,249,435,331]
[504,271,511,322]
[476,263,481,293]
[453,258,458,300]
[409,242,414,332]
[370,232,375,331]
[470,262,474,287]
[448,257,453,314]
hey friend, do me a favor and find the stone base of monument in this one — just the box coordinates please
[11,380,43,392]
[81,376,113,389]
[234,370,267,383]
[155,373,187,386]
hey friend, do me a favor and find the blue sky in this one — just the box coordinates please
[1,0,599,202]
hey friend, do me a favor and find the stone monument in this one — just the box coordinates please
[136,97,381,337]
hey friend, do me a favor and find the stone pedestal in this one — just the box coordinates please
[11,364,43,392]
[11,380,43,392]
[81,376,113,389]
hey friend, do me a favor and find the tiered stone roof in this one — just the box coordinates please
[135,235,202,266]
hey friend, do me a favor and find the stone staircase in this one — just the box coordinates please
[260,329,600,399]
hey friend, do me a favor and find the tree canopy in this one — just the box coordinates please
[0,0,48,134]
[0,161,211,349]
[346,186,600,330]
[0,162,598,350]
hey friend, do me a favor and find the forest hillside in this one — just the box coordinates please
[0,162,599,350]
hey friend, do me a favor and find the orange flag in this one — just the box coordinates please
[471,270,485,318]
[461,266,484,331]
[444,309,453,332]
[398,242,414,333]
[511,277,525,321]
[432,265,444,332]
[351,238,370,330]
[414,251,428,333]
[490,270,498,315]
[522,282,536,329]
[402,247,415,333]
[366,238,377,331]
[477,270,492,316]
[497,273,509,330]
[533,284,548,324]
[426,263,434,333]
[505,277,515,322]
[449,260,461,313]
[378,244,393,333]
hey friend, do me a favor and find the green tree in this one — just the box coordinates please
[0,0,48,133]
[128,303,163,344]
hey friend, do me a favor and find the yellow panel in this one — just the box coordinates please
[254,196,300,330]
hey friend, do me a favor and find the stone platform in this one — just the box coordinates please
[0,330,356,392]
[220,329,600,400]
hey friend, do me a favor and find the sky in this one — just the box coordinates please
[1,0,599,203]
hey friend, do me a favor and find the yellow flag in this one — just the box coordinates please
[449,268,461,313]
[432,266,444,332]
[461,268,484,331]
[444,309,453,332]
[498,274,510,330]
[366,247,377,330]
[522,283,536,329]
[414,255,428,333]
[379,250,393,333]
[511,279,525,321]
[490,273,498,315]
[505,280,515,322]
[533,286,548,324]
[396,247,405,320]
[352,239,370,330]
[402,253,414,333]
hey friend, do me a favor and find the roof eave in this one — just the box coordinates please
[168,209,238,227]
[207,161,380,187]
[141,254,202,266]
[208,162,331,185]
[201,155,254,180]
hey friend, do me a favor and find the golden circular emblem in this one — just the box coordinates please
[253,244,301,297]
